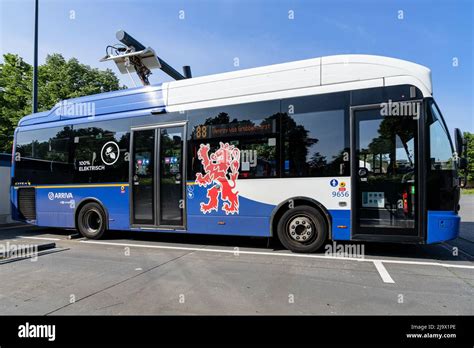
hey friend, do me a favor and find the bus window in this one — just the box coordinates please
[283,109,345,177]
[14,126,73,185]
[426,100,458,211]
[187,101,280,180]
[282,92,349,177]
[72,119,130,183]
[428,102,455,170]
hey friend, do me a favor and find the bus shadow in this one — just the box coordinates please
[339,241,473,262]
[0,224,73,241]
[459,221,474,240]
[105,229,274,250]
[102,222,474,263]
[2,223,472,263]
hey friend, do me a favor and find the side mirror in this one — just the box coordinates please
[454,128,465,157]
[458,157,468,170]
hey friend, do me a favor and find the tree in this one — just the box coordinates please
[0,54,32,152]
[463,131,474,185]
[0,53,125,153]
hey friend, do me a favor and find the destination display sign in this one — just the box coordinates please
[193,119,276,139]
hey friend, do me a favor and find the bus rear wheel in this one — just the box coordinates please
[277,206,328,253]
[77,202,107,239]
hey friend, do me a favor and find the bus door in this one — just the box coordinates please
[351,104,422,241]
[130,124,186,229]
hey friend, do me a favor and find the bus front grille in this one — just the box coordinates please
[18,188,36,220]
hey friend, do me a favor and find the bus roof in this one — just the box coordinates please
[18,54,431,127]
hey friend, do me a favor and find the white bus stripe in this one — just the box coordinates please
[79,240,474,270]
[373,260,395,284]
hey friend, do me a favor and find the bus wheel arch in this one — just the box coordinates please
[75,198,109,239]
[270,197,332,253]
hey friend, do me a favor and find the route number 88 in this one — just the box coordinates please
[195,125,208,139]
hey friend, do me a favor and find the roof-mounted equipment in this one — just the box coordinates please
[100,30,191,86]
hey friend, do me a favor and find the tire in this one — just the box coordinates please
[77,202,107,239]
[277,206,328,253]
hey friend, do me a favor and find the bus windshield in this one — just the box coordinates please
[428,100,455,171]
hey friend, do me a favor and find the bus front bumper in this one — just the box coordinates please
[426,211,460,244]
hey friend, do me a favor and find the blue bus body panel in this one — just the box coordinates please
[330,210,351,240]
[186,183,274,236]
[18,183,276,236]
[426,211,460,244]
[186,182,352,238]
[10,187,21,222]
[13,180,352,239]
[33,185,130,230]
[11,180,353,239]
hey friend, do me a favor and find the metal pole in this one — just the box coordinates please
[183,65,192,78]
[32,0,39,113]
[157,58,186,80]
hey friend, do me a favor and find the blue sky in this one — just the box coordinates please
[1,0,473,133]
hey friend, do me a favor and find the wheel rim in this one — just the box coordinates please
[286,215,317,243]
[83,209,102,234]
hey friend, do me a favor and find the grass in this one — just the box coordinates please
[461,188,474,195]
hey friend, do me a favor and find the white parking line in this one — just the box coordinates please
[80,240,474,270]
[373,261,395,283]
[19,236,61,241]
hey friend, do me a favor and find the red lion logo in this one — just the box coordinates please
[195,142,240,215]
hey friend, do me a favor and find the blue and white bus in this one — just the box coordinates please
[11,55,466,252]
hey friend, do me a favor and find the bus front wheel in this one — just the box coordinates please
[277,206,328,253]
[77,202,107,239]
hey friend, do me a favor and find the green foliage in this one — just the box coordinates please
[463,131,474,183]
[0,54,32,151]
[0,53,125,153]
